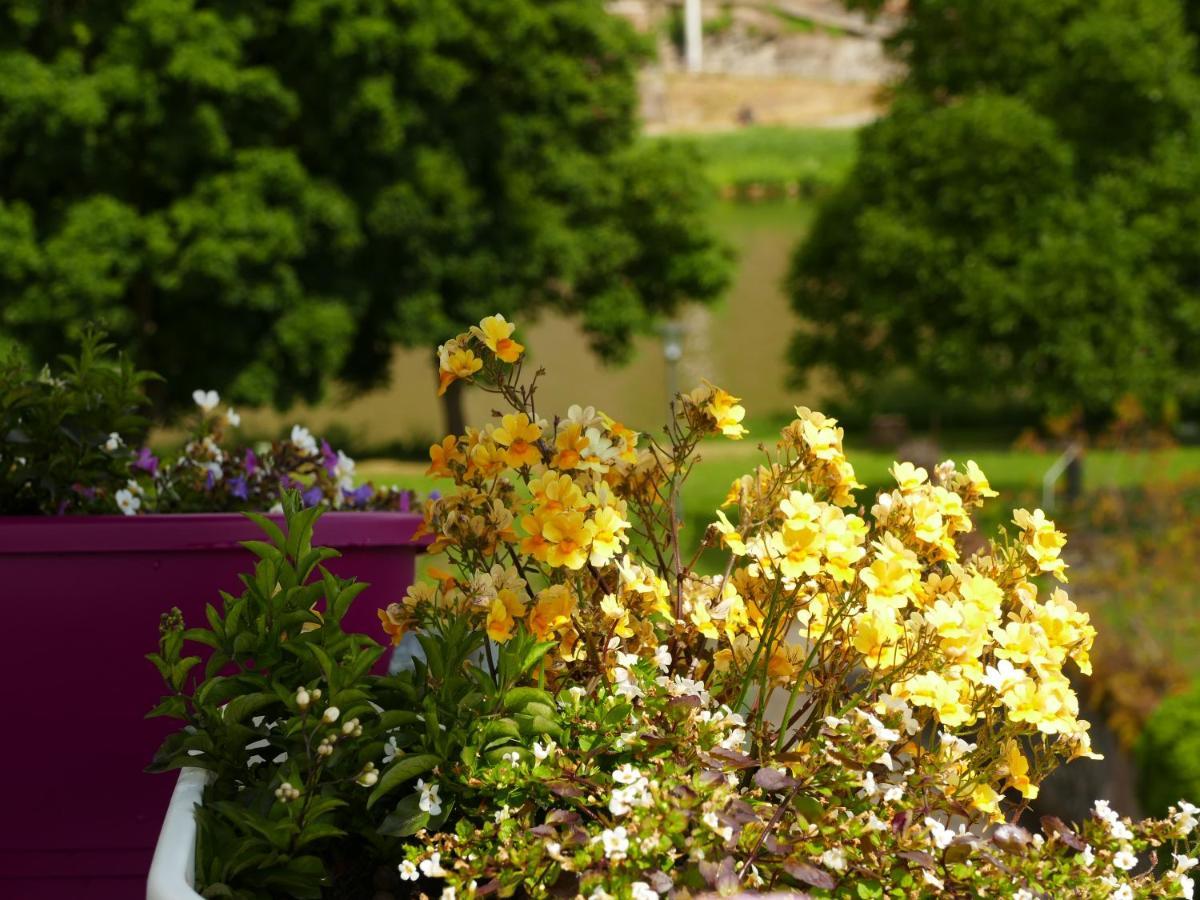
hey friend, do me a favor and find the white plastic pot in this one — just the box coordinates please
[146,768,209,900]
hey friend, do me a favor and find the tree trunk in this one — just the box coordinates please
[439,378,467,437]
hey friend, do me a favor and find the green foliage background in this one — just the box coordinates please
[791,0,1200,421]
[0,0,731,414]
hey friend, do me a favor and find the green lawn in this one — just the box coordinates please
[657,125,859,191]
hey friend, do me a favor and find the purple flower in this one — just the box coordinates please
[204,469,216,491]
[344,483,373,507]
[320,439,338,477]
[243,448,258,476]
[230,476,249,500]
[133,447,159,477]
[301,485,325,507]
[428,489,442,501]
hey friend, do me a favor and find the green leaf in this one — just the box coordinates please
[377,792,430,837]
[502,686,556,713]
[366,753,440,809]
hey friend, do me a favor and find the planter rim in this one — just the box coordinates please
[147,767,209,900]
[0,510,429,555]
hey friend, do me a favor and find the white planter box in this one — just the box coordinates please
[146,768,209,900]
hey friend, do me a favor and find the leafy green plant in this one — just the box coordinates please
[0,329,155,514]
[149,494,560,897]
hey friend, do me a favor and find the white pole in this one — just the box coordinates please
[685,0,703,73]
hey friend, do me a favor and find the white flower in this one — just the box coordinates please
[1109,885,1133,900]
[588,890,615,900]
[104,432,123,452]
[382,735,399,764]
[225,407,241,428]
[398,860,419,881]
[419,851,447,877]
[417,779,442,816]
[1178,873,1195,900]
[613,764,642,785]
[925,816,959,850]
[192,389,220,412]
[503,750,521,766]
[1080,844,1096,866]
[630,882,658,900]
[1013,889,1034,900]
[1112,847,1138,872]
[494,805,511,824]
[532,740,554,762]
[613,665,644,699]
[653,643,672,673]
[702,810,733,841]
[441,888,456,900]
[922,870,945,891]
[290,424,318,454]
[982,659,1029,694]
[1176,801,1200,837]
[599,825,630,860]
[855,710,899,745]
[1176,853,1199,873]
[115,488,141,516]
[819,847,847,872]
[857,770,880,801]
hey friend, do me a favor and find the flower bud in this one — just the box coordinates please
[311,688,322,700]
[322,706,340,724]
[295,688,311,711]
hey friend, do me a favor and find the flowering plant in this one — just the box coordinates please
[153,315,1199,898]
[0,332,414,516]
[113,390,415,515]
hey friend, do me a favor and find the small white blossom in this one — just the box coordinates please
[1112,847,1138,872]
[290,424,318,454]
[532,740,554,762]
[630,883,658,900]
[599,826,630,861]
[1176,853,1199,873]
[417,779,442,816]
[653,643,672,673]
[1109,885,1133,900]
[192,389,220,412]
[104,432,123,452]
[441,888,456,900]
[820,847,847,872]
[398,860,419,881]
[1080,844,1096,866]
[225,407,241,428]
[1177,873,1195,900]
[419,851,447,877]
[115,488,141,516]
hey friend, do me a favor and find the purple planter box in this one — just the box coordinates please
[0,511,427,899]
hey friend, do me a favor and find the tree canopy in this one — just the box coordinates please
[0,0,731,416]
[792,0,1200,420]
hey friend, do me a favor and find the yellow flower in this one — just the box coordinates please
[542,510,596,570]
[486,588,526,643]
[712,509,746,556]
[706,385,748,439]
[964,460,999,498]
[1000,740,1039,799]
[471,314,524,363]
[891,461,928,493]
[529,584,575,640]
[1012,508,1068,582]
[600,593,635,639]
[970,783,1003,821]
[589,505,630,566]
[529,471,585,513]
[427,435,464,477]
[552,422,589,470]
[493,412,543,468]
[437,340,483,396]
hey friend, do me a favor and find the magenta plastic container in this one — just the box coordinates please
[0,511,426,899]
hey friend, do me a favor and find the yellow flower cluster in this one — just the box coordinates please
[400,314,1100,818]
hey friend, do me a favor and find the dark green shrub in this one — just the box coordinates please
[1136,680,1200,816]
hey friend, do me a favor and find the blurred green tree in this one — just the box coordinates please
[0,0,731,430]
[793,0,1200,420]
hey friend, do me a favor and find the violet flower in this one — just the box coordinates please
[229,476,249,500]
[320,439,338,477]
[344,483,373,507]
[133,447,159,476]
[243,448,258,476]
[301,485,325,507]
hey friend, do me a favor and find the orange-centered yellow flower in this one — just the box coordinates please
[493,412,542,468]
[485,588,525,643]
[529,584,576,640]
[471,314,524,363]
[706,384,748,439]
[437,342,483,396]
